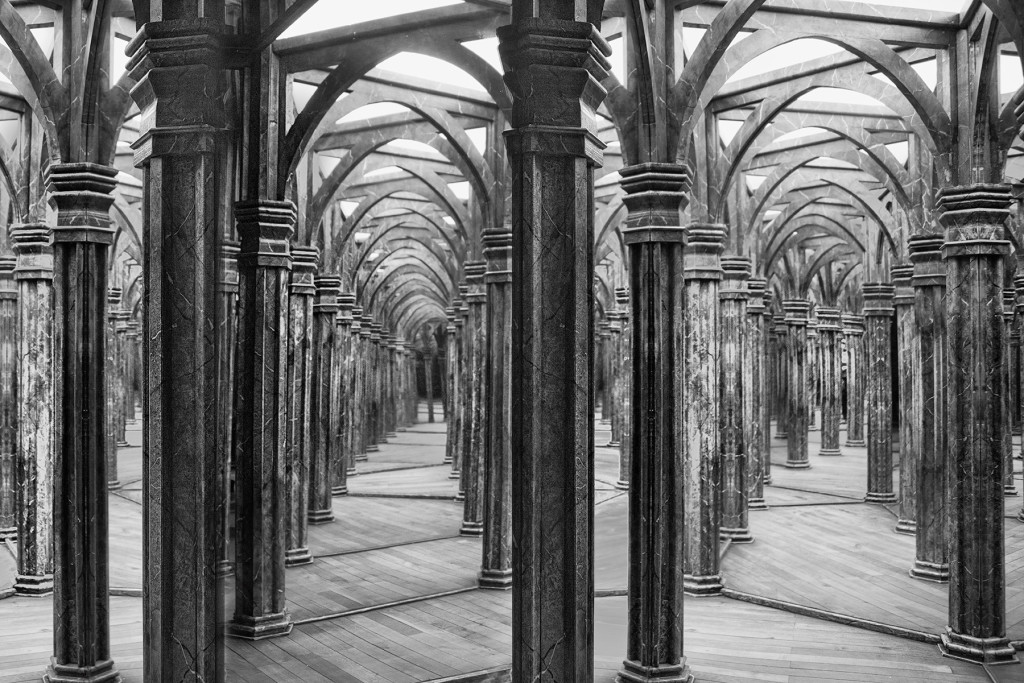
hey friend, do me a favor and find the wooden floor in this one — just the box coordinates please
[2,407,1023,681]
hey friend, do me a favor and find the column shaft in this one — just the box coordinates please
[864,284,896,503]
[461,263,487,535]
[816,308,843,457]
[0,257,16,543]
[843,315,866,447]
[745,279,768,508]
[719,257,751,543]
[309,276,340,522]
[614,287,632,490]
[783,300,810,468]
[1003,289,1018,496]
[893,266,919,531]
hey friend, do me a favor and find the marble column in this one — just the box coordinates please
[443,306,457,468]
[746,278,768,509]
[425,348,436,423]
[480,228,512,590]
[614,286,632,490]
[720,256,751,543]
[807,321,819,431]
[782,300,810,469]
[129,21,227,675]
[45,163,120,683]
[461,262,487,536]
[773,314,788,440]
[230,200,293,640]
[499,15,610,678]
[0,257,15,542]
[893,265,919,531]
[217,242,239,577]
[1003,289,1018,496]
[355,311,372,460]
[309,276,340,524]
[11,224,54,596]
[283,247,316,567]
[332,294,354,493]
[105,288,123,491]
[938,184,1016,664]
[842,314,866,447]
[455,298,470,500]
[863,283,896,504]
[604,319,621,448]
[816,307,843,457]
[762,290,774,485]
[447,305,462,479]
[909,234,949,582]
[598,321,611,426]
[1012,320,1022,439]
[617,163,693,680]
[114,311,130,449]
[683,223,726,596]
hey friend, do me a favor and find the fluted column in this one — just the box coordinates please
[816,307,843,457]
[683,224,726,596]
[864,283,896,504]
[843,314,866,447]
[617,163,693,681]
[461,262,487,536]
[938,184,1016,664]
[1004,289,1018,496]
[893,265,919,531]
[230,200,294,640]
[773,314,788,440]
[720,256,751,543]
[499,14,610,678]
[105,288,123,490]
[217,242,240,577]
[614,287,632,490]
[782,300,810,468]
[909,235,949,582]
[480,229,512,590]
[0,257,15,543]
[12,224,54,596]
[309,276,340,524]
[333,294,354,492]
[746,279,768,508]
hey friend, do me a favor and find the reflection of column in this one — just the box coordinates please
[614,287,632,490]
[480,229,512,590]
[12,224,54,596]
[893,265,918,532]
[816,307,843,457]
[1003,289,1018,496]
[0,257,16,542]
[683,224,726,595]
[783,300,810,469]
[461,261,487,536]
[746,278,768,508]
[909,235,948,582]
[720,256,751,542]
[842,314,866,447]
[308,276,340,524]
[864,284,896,504]
[938,185,1016,665]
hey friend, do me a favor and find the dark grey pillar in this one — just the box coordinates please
[864,283,896,504]
[719,256,751,543]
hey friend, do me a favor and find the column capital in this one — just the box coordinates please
[483,229,511,284]
[465,260,487,301]
[909,234,945,287]
[1004,288,1016,319]
[0,256,15,300]
[11,223,53,280]
[891,264,914,306]
[337,292,355,326]
[313,276,341,314]
[45,163,117,245]
[683,223,726,280]
[816,307,842,331]
[720,256,750,299]
[235,200,295,269]
[937,184,1012,258]
[107,286,123,309]
[863,283,895,316]
[619,163,691,244]
[289,246,318,295]
[842,313,866,335]
[747,278,767,314]
[370,322,383,343]
[219,240,240,292]
[350,305,363,333]
[782,299,810,325]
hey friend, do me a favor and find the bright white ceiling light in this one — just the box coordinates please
[354,231,371,244]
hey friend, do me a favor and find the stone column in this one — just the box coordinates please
[614,286,632,490]
[893,265,919,531]
[617,163,693,680]
[455,298,470,500]
[332,294,354,493]
[425,347,436,423]
[773,313,788,440]
[370,322,385,448]
[1004,289,1018,496]
[309,276,340,524]
[217,242,240,577]
[763,290,774,485]
[129,21,227,676]
[816,307,843,457]
[443,306,457,468]
[720,256,751,543]
[864,283,896,504]
[355,311,372,460]
[461,262,487,536]
[782,299,810,468]
[807,321,819,431]
[105,288,123,490]
[282,247,316,567]
[499,15,610,678]
[230,200,294,640]
[480,228,512,590]
[0,257,15,542]
[604,318,621,448]
[909,234,949,582]
[383,333,398,438]
[11,224,54,596]
[842,314,866,447]
[938,184,1016,665]
[447,305,462,479]
[746,278,768,509]
[683,223,726,596]
[114,311,130,449]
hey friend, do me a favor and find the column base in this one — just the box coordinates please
[386,431,397,438]
[14,573,53,596]
[763,474,773,485]
[332,485,348,496]
[107,479,122,490]
[442,457,452,464]
[215,560,235,578]
[719,527,753,543]
[397,428,407,432]
[1018,507,1024,523]
[894,519,916,535]
[817,448,842,457]
[308,509,335,525]
[1004,484,1018,496]
[44,658,120,683]
[614,480,630,491]
[774,431,787,439]
[116,440,129,448]
[284,547,313,567]
[365,446,378,454]
[0,526,16,542]
[0,586,12,600]
[356,454,368,462]
[478,568,512,590]
[864,492,897,504]
[748,498,768,510]
[683,574,723,597]
[616,659,692,683]
[460,522,483,536]
[454,491,465,502]
[346,467,358,476]
[939,628,1018,665]
[909,560,949,583]
[783,460,810,469]
[448,470,461,480]
[228,612,293,640]
[845,439,866,447]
